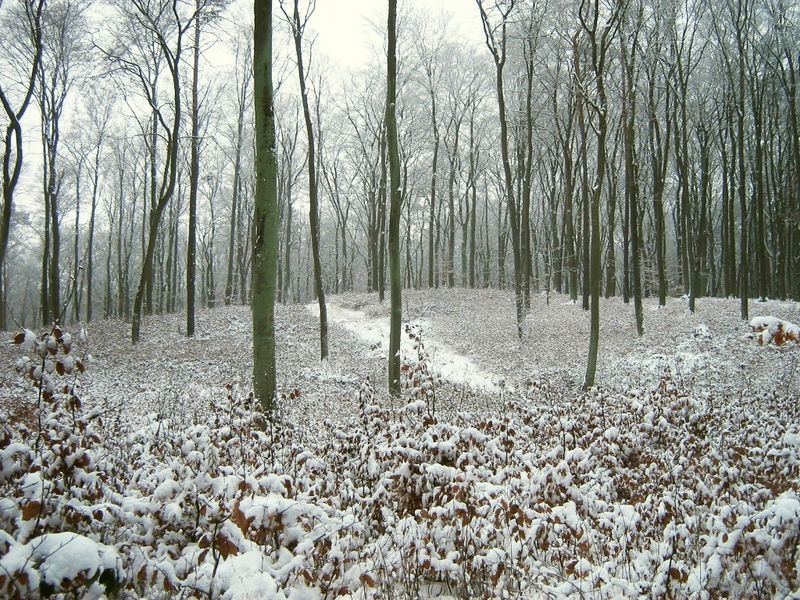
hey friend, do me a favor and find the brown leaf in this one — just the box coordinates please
[215,533,239,559]
[232,502,249,534]
[13,332,25,345]
[22,501,42,521]
[360,573,376,588]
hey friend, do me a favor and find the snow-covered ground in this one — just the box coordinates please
[312,300,505,393]
[1,289,799,599]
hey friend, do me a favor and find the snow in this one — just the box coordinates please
[0,533,122,592]
[215,551,284,600]
[310,301,505,392]
[748,315,800,345]
[2,289,800,598]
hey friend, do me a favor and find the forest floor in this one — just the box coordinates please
[1,289,799,599]
[65,288,800,427]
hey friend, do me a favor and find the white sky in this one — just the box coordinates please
[310,0,485,67]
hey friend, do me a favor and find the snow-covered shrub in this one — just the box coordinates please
[400,324,443,420]
[0,532,123,599]
[0,326,122,599]
[748,315,800,346]
[3,314,799,598]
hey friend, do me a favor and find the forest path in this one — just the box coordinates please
[305,301,506,394]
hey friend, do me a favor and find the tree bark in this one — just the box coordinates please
[387,0,402,396]
[253,0,280,410]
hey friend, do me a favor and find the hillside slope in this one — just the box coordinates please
[1,291,798,599]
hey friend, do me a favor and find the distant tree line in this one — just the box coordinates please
[1,0,798,353]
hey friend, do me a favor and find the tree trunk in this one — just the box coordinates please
[253,0,280,410]
[86,140,101,322]
[286,0,328,359]
[477,0,524,338]
[187,4,201,337]
[387,0,402,396]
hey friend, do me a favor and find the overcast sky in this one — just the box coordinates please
[310,0,486,67]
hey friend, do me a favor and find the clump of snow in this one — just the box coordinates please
[748,315,800,346]
[0,533,122,597]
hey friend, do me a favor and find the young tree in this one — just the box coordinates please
[387,0,402,396]
[253,0,279,410]
[476,0,525,339]
[224,27,252,306]
[281,0,328,359]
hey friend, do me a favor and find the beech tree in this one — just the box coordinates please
[281,0,328,360]
[387,0,402,396]
[37,0,88,325]
[186,0,226,335]
[253,0,279,409]
[580,0,620,390]
[104,0,204,343]
[476,0,525,339]
[0,0,44,329]
[224,26,252,306]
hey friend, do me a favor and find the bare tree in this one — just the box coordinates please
[0,0,44,329]
[387,0,402,396]
[104,0,204,343]
[37,0,89,325]
[476,0,525,339]
[281,0,328,359]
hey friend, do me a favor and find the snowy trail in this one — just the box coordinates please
[306,302,505,393]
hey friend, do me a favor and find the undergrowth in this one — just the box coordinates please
[0,325,798,598]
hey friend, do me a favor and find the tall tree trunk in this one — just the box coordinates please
[253,0,280,409]
[387,0,402,396]
[73,163,81,322]
[378,130,387,302]
[620,25,643,335]
[187,4,201,337]
[477,0,524,338]
[647,59,670,307]
[86,140,101,322]
[146,82,158,316]
[427,82,439,288]
[582,0,619,390]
